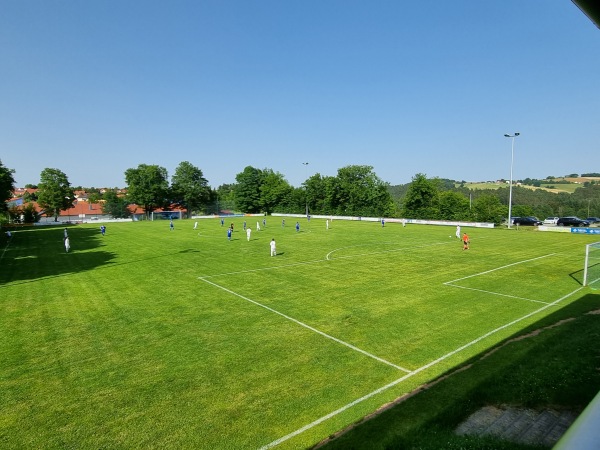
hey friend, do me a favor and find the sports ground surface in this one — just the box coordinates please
[1,218,598,449]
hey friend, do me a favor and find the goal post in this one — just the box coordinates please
[583,241,600,288]
[151,210,183,221]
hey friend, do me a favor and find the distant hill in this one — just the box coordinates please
[457,176,599,194]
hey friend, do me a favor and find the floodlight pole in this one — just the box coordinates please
[504,133,520,229]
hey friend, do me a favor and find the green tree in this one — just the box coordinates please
[22,191,38,202]
[511,205,535,218]
[438,191,471,221]
[259,169,293,214]
[101,189,131,219]
[87,192,102,204]
[8,205,21,223]
[402,173,440,219]
[234,166,263,213]
[0,159,16,213]
[472,194,506,224]
[21,203,40,223]
[210,184,236,214]
[124,164,169,219]
[305,174,338,215]
[278,186,304,214]
[335,165,393,217]
[171,161,210,218]
[260,169,293,214]
[37,168,75,222]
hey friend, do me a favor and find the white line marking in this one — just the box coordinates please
[0,240,11,263]
[442,254,557,304]
[199,277,412,373]
[259,286,585,449]
[445,284,550,305]
[444,253,556,284]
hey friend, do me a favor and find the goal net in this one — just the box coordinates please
[151,211,182,221]
[583,241,600,289]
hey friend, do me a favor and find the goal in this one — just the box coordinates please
[151,210,183,221]
[583,241,600,289]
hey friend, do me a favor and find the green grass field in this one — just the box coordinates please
[1,218,598,449]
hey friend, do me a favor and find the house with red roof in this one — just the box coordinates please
[7,188,186,224]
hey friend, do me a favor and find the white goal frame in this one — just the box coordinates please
[151,210,183,221]
[583,241,600,288]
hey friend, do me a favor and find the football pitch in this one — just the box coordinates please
[1,218,597,449]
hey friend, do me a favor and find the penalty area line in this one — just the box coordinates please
[445,253,556,284]
[259,285,584,449]
[444,283,550,305]
[199,277,411,373]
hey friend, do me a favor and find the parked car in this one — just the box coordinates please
[543,217,560,225]
[513,216,542,226]
[585,217,600,224]
[556,217,590,227]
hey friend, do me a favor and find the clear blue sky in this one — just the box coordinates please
[1,1,599,189]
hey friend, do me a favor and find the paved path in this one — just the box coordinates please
[455,405,578,447]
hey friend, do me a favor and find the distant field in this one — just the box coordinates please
[1,219,598,449]
[459,182,574,193]
[539,183,581,193]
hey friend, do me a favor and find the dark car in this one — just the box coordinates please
[557,217,590,227]
[585,217,600,224]
[513,216,542,226]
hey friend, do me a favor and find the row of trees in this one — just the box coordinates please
[229,165,394,217]
[401,173,600,223]
[2,158,599,225]
[1,161,395,222]
[125,162,211,219]
[401,174,510,223]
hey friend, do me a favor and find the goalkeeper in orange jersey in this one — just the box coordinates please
[462,232,470,250]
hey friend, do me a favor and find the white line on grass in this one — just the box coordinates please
[199,277,412,373]
[0,240,11,263]
[444,253,556,284]
[442,253,557,304]
[259,285,585,449]
[445,284,550,305]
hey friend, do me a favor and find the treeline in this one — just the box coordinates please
[227,165,394,217]
[401,174,600,224]
[2,159,599,225]
[0,162,395,222]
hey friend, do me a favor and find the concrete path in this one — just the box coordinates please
[456,405,579,447]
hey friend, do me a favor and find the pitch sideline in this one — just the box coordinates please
[259,286,585,449]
